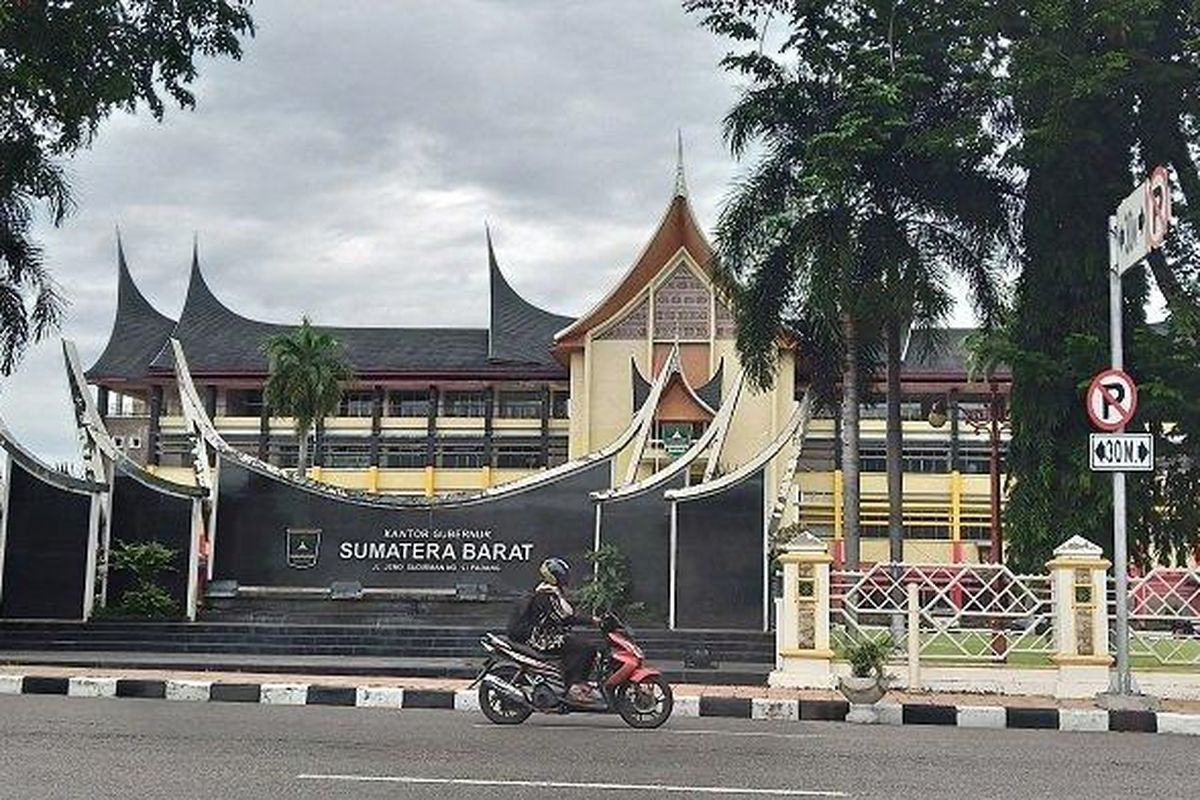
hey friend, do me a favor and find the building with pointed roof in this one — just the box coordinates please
[88,153,1012,564]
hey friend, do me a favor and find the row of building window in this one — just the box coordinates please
[224,389,570,420]
[857,443,1006,475]
[180,436,569,470]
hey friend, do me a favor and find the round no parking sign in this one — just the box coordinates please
[1086,368,1138,432]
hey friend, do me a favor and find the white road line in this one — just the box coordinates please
[470,723,822,740]
[296,774,848,797]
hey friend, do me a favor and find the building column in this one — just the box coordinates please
[147,385,163,467]
[540,385,552,467]
[204,385,217,419]
[482,386,495,488]
[425,385,438,497]
[948,390,960,472]
[1047,536,1112,698]
[97,386,110,420]
[770,531,835,688]
[370,385,383,467]
[258,401,270,461]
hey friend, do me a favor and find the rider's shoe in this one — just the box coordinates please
[567,682,603,705]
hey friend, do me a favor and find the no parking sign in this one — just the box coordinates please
[1086,368,1138,432]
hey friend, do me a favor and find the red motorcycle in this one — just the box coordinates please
[472,613,673,729]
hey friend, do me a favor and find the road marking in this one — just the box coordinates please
[297,774,847,797]
[470,723,822,740]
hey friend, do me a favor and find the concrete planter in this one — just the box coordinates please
[838,675,887,705]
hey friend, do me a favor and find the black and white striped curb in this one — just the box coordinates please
[2,674,1198,736]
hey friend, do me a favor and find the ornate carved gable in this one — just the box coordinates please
[653,264,711,341]
[597,296,648,341]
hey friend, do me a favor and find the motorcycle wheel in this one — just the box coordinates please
[614,675,673,729]
[478,665,532,725]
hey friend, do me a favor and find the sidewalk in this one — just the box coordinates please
[3,662,1200,735]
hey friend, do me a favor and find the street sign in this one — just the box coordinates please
[1147,165,1172,248]
[1089,433,1154,472]
[1113,166,1172,274]
[1086,368,1138,432]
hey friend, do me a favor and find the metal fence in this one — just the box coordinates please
[1122,567,1200,668]
[832,564,1055,665]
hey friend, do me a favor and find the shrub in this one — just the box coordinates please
[840,636,894,679]
[105,540,179,618]
[577,544,645,618]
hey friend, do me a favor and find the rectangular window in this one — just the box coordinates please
[551,390,570,419]
[226,389,264,417]
[441,390,487,418]
[267,438,300,468]
[380,440,426,468]
[861,443,950,474]
[338,391,375,418]
[494,440,542,469]
[321,438,371,468]
[387,389,431,418]
[496,390,543,420]
[548,437,569,466]
[437,438,485,468]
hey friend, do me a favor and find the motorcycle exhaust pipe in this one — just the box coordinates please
[481,674,532,708]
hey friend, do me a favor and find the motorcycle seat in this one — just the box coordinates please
[488,633,555,662]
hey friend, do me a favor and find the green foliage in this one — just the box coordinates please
[577,544,645,618]
[262,317,354,470]
[999,0,1200,570]
[0,1,255,375]
[839,635,894,679]
[106,539,179,618]
[687,0,1011,395]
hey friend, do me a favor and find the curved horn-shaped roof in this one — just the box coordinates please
[487,228,574,367]
[86,237,177,381]
[146,244,568,378]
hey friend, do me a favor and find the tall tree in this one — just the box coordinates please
[0,0,254,374]
[999,0,1200,570]
[687,0,1009,566]
[262,319,353,474]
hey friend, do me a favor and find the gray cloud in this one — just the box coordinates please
[0,0,984,465]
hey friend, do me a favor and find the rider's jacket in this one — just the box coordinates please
[526,582,591,652]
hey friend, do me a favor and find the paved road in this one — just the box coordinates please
[0,696,1193,799]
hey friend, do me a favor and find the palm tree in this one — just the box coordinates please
[690,0,1011,567]
[262,318,353,475]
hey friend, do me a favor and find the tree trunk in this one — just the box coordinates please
[841,312,861,569]
[297,425,310,478]
[886,319,904,564]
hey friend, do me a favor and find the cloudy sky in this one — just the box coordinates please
[1,0,980,464]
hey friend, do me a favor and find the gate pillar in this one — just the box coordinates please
[769,531,834,688]
[1047,535,1112,699]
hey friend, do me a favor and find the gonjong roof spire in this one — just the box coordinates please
[674,129,688,198]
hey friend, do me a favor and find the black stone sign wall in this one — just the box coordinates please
[212,459,610,596]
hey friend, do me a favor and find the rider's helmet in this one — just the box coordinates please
[539,557,571,588]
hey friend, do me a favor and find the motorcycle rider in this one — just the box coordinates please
[519,557,602,705]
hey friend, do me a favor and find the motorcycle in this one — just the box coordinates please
[471,613,673,729]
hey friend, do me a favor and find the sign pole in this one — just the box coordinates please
[1107,214,1132,696]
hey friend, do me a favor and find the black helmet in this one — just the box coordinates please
[539,557,571,588]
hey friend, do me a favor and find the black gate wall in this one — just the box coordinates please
[0,460,94,619]
[107,474,195,611]
[673,472,765,630]
[594,474,685,623]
